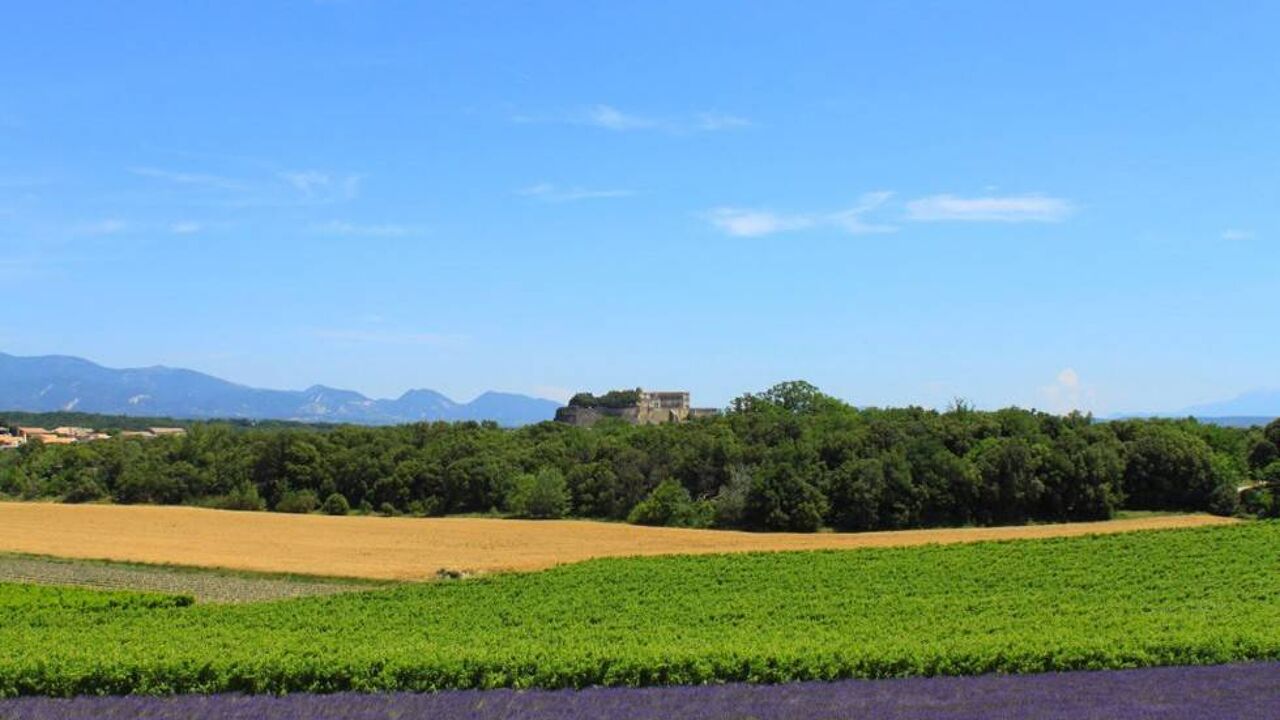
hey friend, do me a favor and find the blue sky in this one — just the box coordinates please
[2,1,1277,414]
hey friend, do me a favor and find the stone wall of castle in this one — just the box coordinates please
[554,391,719,427]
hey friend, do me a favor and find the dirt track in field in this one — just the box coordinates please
[0,502,1237,581]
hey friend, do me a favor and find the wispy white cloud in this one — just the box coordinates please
[828,191,897,234]
[707,192,897,238]
[584,105,657,131]
[708,208,814,237]
[905,194,1072,222]
[516,182,635,203]
[279,170,363,201]
[131,164,363,207]
[1221,228,1255,240]
[311,220,424,238]
[518,105,750,134]
[169,221,202,235]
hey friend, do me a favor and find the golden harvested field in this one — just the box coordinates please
[0,502,1236,581]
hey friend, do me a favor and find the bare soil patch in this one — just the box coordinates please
[0,502,1236,581]
[0,553,375,603]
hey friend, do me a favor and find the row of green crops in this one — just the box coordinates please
[0,582,191,614]
[1,522,1278,697]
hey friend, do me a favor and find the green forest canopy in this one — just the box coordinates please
[3,381,1278,531]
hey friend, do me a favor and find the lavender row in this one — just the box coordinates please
[1,663,1276,720]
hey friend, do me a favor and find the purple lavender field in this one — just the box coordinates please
[1,663,1275,720]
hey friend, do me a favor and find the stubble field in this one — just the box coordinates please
[0,501,1236,579]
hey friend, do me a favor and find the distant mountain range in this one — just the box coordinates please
[5,351,1275,429]
[1108,389,1280,428]
[1180,389,1280,420]
[0,352,561,426]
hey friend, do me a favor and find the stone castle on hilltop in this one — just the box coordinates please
[554,389,719,427]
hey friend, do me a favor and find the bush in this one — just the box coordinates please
[824,458,885,531]
[210,483,266,511]
[322,492,351,516]
[969,437,1044,525]
[743,464,828,532]
[711,466,752,527]
[627,480,712,528]
[568,389,642,409]
[568,392,598,408]
[114,462,185,505]
[507,469,569,519]
[275,489,319,514]
[62,475,107,504]
[597,389,642,409]
[567,462,621,518]
[1243,461,1280,519]
[1123,425,1219,512]
[0,465,32,498]
[407,498,442,517]
[1247,438,1279,471]
[1258,460,1280,486]
[1265,418,1280,449]
[1206,453,1242,516]
[1240,487,1277,518]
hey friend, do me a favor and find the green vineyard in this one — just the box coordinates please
[1,522,1277,697]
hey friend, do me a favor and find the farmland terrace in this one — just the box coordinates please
[0,522,1276,697]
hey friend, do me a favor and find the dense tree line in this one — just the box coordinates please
[2,382,1275,531]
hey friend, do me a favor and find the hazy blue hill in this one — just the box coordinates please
[1193,416,1277,428]
[382,389,459,421]
[1108,388,1279,427]
[1182,389,1280,420]
[0,352,558,426]
[453,391,568,426]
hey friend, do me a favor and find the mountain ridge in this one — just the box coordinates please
[1107,389,1280,427]
[1180,388,1280,419]
[0,352,559,426]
